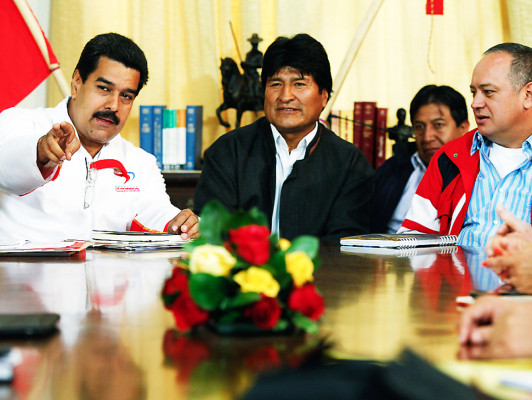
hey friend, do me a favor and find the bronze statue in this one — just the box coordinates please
[216,34,264,128]
[241,33,263,103]
[388,108,414,157]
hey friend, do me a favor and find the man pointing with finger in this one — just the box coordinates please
[0,33,198,242]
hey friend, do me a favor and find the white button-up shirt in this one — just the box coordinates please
[270,122,318,237]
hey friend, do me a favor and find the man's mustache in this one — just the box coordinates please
[93,110,120,125]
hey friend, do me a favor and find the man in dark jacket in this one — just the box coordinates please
[195,33,373,241]
[370,85,469,233]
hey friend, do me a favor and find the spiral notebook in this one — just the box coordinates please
[340,234,457,248]
[340,245,458,257]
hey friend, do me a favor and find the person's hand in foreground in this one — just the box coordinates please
[485,205,532,257]
[37,121,81,178]
[457,295,532,359]
[167,209,199,239]
[483,244,532,294]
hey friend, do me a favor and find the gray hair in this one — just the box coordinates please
[484,42,532,91]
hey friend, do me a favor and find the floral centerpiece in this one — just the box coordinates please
[161,200,325,334]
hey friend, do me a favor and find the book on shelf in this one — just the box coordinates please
[352,101,363,148]
[163,109,187,171]
[185,105,203,170]
[152,105,165,169]
[345,109,353,143]
[338,109,349,142]
[374,107,388,169]
[176,108,187,169]
[140,104,203,172]
[330,109,340,137]
[138,105,165,168]
[340,233,457,248]
[162,109,175,170]
[360,101,377,165]
[139,105,153,155]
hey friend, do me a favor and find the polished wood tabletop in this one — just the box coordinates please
[0,244,530,399]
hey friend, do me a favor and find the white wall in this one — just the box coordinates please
[18,0,51,109]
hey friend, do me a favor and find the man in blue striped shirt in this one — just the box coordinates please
[401,42,532,248]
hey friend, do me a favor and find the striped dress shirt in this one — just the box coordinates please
[457,132,532,248]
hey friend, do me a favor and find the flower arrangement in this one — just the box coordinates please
[161,200,325,334]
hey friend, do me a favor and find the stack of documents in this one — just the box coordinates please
[91,230,191,251]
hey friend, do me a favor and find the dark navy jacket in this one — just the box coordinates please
[370,142,417,233]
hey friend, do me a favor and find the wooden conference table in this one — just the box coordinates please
[0,243,530,399]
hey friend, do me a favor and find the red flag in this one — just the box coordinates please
[426,0,443,15]
[0,0,59,112]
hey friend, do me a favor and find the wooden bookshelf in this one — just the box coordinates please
[162,170,201,210]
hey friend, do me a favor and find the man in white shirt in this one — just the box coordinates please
[0,33,198,242]
[370,85,470,233]
[195,34,374,241]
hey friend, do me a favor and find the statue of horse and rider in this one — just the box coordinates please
[216,33,264,128]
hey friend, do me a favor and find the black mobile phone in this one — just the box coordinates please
[0,313,60,338]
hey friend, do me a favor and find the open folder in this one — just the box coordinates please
[340,233,457,248]
[0,240,89,256]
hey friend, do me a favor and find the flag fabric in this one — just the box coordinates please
[0,0,59,112]
[425,0,444,15]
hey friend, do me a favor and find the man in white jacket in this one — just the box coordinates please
[0,33,198,242]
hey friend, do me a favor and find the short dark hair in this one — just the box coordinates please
[409,85,468,127]
[261,33,332,99]
[483,42,532,92]
[74,32,149,93]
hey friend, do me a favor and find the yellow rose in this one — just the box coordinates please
[278,238,291,251]
[285,251,314,287]
[234,267,280,297]
[189,244,236,276]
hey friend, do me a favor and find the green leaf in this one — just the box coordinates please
[312,257,322,272]
[288,236,319,259]
[198,200,230,244]
[226,206,269,230]
[273,318,290,332]
[217,310,241,323]
[183,237,210,254]
[292,313,319,334]
[219,292,260,310]
[276,273,293,290]
[189,273,227,311]
[268,250,287,275]
[248,207,269,226]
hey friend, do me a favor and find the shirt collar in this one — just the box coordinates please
[271,122,318,153]
[411,151,427,172]
[524,135,532,154]
[470,130,487,156]
[470,130,532,156]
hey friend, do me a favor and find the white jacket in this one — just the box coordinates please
[0,98,179,242]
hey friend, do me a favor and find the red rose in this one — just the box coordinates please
[228,225,271,265]
[162,267,190,309]
[170,295,209,331]
[244,295,281,329]
[288,284,325,320]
